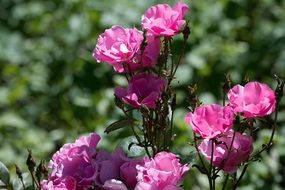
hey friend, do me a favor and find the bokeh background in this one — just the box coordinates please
[0,0,285,189]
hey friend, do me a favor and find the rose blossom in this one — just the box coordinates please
[185,104,234,139]
[227,81,276,118]
[93,25,160,73]
[41,177,76,190]
[42,133,101,190]
[103,179,128,190]
[120,159,144,188]
[141,2,189,36]
[135,151,189,190]
[135,183,183,190]
[115,73,166,109]
[93,148,129,186]
[199,131,253,174]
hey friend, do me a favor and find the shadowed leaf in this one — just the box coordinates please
[104,119,135,134]
[0,161,10,185]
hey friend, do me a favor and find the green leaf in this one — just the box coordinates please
[104,119,134,134]
[192,164,208,175]
[0,161,10,185]
[119,136,146,157]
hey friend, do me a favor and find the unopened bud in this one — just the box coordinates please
[183,25,190,40]
[15,164,23,180]
[242,75,250,85]
[187,84,200,110]
[26,149,36,173]
[274,74,284,102]
[222,74,231,94]
[114,96,124,109]
[41,163,49,178]
[36,161,44,183]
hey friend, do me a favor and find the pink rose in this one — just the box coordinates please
[135,183,183,190]
[115,73,166,109]
[141,2,189,36]
[135,151,189,189]
[227,82,276,118]
[41,132,144,190]
[120,159,144,188]
[135,34,161,71]
[41,177,76,190]
[185,104,234,139]
[199,131,253,174]
[43,133,100,190]
[93,25,160,73]
[49,133,100,172]
[103,179,128,190]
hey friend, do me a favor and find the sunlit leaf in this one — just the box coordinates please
[0,161,10,185]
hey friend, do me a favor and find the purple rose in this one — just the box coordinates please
[93,148,129,186]
[115,73,166,109]
[120,159,144,188]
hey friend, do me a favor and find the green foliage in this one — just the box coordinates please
[0,0,284,189]
[0,161,10,185]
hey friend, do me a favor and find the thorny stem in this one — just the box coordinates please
[30,171,40,190]
[223,93,226,106]
[215,131,237,175]
[122,63,130,81]
[212,171,216,190]
[249,106,279,161]
[193,133,213,190]
[209,139,214,175]
[15,164,26,190]
[169,39,175,76]
[163,38,169,71]
[122,109,141,143]
[249,76,284,161]
[168,36,188,85]
[222,174,229,190]
[142,117,153,158]
[143,122,153,157]
[233,164,248,189]
[121,107,153,157]
[145,114,156,156]
[209,139,216,190]
[169,103,175,149]
[232,77,284,188]
[268,104,278,147]
[163,128,167,150]
[20,178,26,190]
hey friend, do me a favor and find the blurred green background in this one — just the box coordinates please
[0,0,284,189]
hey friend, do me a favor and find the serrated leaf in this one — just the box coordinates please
[0,161,10,185]
[104,119,134,134]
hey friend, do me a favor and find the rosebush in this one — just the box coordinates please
[0,1,284,190]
